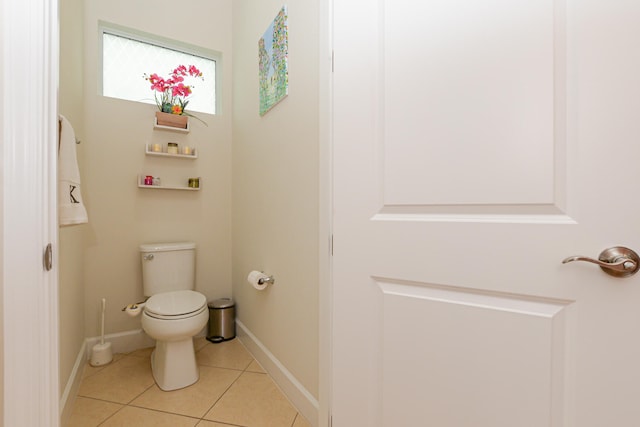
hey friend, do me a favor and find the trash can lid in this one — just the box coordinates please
[208,298,235,309]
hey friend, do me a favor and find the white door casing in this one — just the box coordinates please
[332,1,640,426]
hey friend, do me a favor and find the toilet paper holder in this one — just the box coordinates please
[247,270,275,290]
[258,274,275,285]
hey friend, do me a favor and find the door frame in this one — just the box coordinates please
[1,0,60,425]
[319,0,333,425]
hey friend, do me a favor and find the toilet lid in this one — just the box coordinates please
[145,290,207,317]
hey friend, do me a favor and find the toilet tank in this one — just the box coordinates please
[140,242,196,296]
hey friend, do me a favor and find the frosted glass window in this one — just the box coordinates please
[102,32,216,115]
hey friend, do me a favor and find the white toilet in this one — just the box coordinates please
[139,242,209,391]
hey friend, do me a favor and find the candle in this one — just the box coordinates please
[167,142,178,154]
[182,146,192,155]
[151,143,162,152]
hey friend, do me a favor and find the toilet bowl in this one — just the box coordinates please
[141,290,208,390]
[138,242,208,391]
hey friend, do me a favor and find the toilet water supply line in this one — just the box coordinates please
[122,300,147,317]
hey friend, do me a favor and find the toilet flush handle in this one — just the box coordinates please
[143,254,154,261]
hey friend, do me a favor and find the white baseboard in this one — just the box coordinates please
[236,320,319,427]
[84,328,155,359]
[59,340,87,426]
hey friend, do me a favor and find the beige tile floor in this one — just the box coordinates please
[66,337,311,427]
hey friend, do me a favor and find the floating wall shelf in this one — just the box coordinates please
[145,144,198,159]
[137,175,200,191]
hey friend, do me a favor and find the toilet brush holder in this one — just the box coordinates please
[90,298,113,366]
[90,341,113,366]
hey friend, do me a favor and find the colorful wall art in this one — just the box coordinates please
[259,5,289,116]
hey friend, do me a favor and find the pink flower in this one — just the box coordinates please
[172,83,191,97]
[144,73,166,92]
[173,65,187,76]
[188,65,202,77]
[144,64,204,116]
[150,80,166,92]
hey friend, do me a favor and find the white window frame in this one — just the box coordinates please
[98,21,222,115]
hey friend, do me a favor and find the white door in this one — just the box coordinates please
[331,1,640,426]
[2,0,60,425]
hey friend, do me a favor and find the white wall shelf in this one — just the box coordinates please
[145,144,198,159]
[137,175,200,191]
[153,118,190,133]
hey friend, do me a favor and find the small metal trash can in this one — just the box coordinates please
[207,298,235,343]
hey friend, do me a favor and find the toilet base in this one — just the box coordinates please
[151,337,199,391]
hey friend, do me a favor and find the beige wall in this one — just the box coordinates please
[59,0,87,395]
[81,0,233,337]
[232,1,320,398]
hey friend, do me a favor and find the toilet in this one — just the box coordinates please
[139,242,209,391]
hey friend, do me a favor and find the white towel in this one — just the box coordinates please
[58,115,88,226]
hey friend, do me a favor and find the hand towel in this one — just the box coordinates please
[58,114,88,226]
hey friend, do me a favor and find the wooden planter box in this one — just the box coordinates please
[155,111,188,129]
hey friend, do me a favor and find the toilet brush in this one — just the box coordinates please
[90,298,113,366]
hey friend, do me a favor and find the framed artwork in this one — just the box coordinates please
[259,5,289,116]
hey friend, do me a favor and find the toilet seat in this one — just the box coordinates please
[144,290,207,320]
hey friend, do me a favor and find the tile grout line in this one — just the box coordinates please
[95,402,127,427]
[193,339,266,425]
[75,393,130,407]
[197,362,249,424]
[126,381,156,405]
[124,404,202,422]
[91,381,159,426]
[196,353,297,426]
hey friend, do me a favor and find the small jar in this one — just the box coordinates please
[188,178,200,188]
[150,143,162,153]
[182,146,192,155]
[144,175,153,185]
[152,177,161,186]
[167,142,179,154]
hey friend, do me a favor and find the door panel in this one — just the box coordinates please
[383,0,560,207]
[379,279,570,426]
[332,0,640,426]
